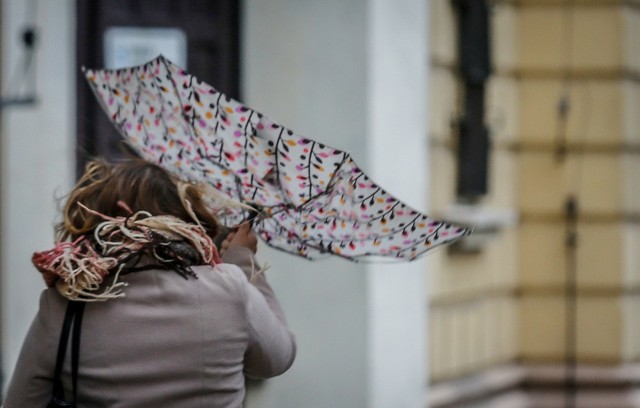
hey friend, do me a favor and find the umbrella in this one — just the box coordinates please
[83,55,471,261]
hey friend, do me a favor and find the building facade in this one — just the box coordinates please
[428,1,640,407]
[1,1,430,407]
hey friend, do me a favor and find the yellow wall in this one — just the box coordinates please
[428,0,520,382]
[517,0,640,363]
[428,0,640,382]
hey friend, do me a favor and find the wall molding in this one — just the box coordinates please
[429,138,640,156]
[429,363,640,408]
[518,285,640,298]
[431,288,516,307]
[519,211,640,224]
[494,0,640,11]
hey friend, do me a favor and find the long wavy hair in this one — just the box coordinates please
[58,158,219,241]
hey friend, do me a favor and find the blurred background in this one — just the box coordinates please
[1,1,639,407]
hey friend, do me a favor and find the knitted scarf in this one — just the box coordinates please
[32,205,222,302]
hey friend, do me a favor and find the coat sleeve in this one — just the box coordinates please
[2,290,58,408]
[221,247,297,379]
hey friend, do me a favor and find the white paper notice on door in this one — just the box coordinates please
[104,27,187,70]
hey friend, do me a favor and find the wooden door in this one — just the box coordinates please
[76,0,241,177]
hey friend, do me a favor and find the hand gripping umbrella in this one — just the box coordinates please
[83,55,471,261]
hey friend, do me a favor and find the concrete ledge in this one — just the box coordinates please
[429,364,526,407]
[429,363,640,408]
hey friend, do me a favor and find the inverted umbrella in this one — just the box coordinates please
[83,55,471,261]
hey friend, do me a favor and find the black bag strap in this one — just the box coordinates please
[71,302,85,400]
[51,301,86,403]
[52,302,75,399]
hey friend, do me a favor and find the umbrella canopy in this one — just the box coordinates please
[83,55,471,261]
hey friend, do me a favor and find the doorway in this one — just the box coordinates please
[76,0,241,176]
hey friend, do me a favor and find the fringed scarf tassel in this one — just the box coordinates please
[33,205,222,302]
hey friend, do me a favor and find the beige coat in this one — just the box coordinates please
[2,247,296,407]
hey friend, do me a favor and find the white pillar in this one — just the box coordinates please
[1,0,75,390]
[366,0,429,406]
[242,1,369,406]
[0,0,432,403]
[243,0,430,407]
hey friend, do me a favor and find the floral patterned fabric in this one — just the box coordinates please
[83,55,471,261]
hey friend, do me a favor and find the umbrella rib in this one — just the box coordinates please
[132,69,154,157]
[158,57,199,147]
[210,92,225,161]
[213,92,223,119]
[274,127,285,189]
[243,110,255,133]
[184,78,204,150]
[186,76,197,130]
[242,111,255,168]
[149,68,176,150]
[218,139,225,165]
[250,176,262,203]
[184,75,208,156]
[307,141,315,200]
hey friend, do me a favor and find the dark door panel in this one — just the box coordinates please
[76,0,240,177]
